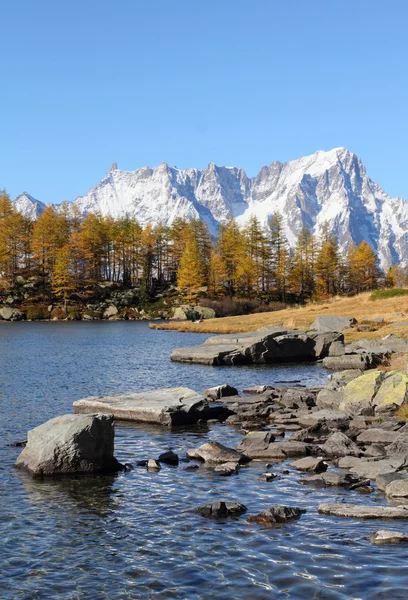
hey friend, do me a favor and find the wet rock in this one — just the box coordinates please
[349,457,407,479]
[247,505,306,526]
[187,441,250,464]
[305,470,369,488]
[204,384,239,401]
[213,462,239,476]
[357,428,398,445]
[321,432,360,458]
[158,450,179,465]
[370,530,408,544]
[73,387,210,427]
[15,413,121,477]
[237,431,309,459]
[386,479,408,498]
[147,459,161,471]
[8,439,27,447]
[236,431,275,457]
[197,501,247,518]
[291,456,328,473]
[259,472,277,482]
[310,315,357,333]
[318,503,408,519]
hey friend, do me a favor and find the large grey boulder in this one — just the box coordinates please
[170,326,344,366]
[236,431,276,458]
[298,409,349,429]
[386,479,408,498]
[323,354,382,371]
[73,387,211,427]
[315,389,344,410]
[370,530,408,544]
[15,414,121,477]
[386,433,408,456]
[349,457,407,479]
[318,503,408,519]
[310,315,357,333]
[0,306,23,321]
[357,429,398,445]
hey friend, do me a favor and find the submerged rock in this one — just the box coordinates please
[197,501,247,518]
[370,530,408,544]
[248,505,306,526]
[158,450,179,465]
[15,413,121,477]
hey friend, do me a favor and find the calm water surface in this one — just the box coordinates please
[1,322,408,599]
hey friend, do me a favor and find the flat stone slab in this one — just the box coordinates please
[170,326,344,366]
[318,502,408,519]
[310,315,357,333]
[73,387,208,426]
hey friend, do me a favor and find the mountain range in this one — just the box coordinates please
[13,147,408,270]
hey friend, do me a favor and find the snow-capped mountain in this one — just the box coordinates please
[14,192,46,220]
[13,147,408,270]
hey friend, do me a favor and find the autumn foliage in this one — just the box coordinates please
[0,189,399,306]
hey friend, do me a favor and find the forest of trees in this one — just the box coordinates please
[0,190,404,307]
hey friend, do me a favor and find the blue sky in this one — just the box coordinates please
[1,0,407,203]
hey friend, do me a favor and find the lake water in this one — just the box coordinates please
[1,321,408,599]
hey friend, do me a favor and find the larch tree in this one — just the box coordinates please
[177,233,203,300]
[52,245,75,310]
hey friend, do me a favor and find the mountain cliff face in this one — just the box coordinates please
[13,147,408,270]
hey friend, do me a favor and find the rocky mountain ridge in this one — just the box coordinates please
[13,147,408,270]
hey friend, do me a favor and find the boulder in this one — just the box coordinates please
[103,305,119,319]
[197,501,247,518]
[298,409,349,429]
[15,413,121,477]
[237,432,308,459]
[204,384,239,401]
[305,470,369,488]
[0,306,23,321]
[376,472,408,491]
[321,432,360,458]
[373,371,408,409]
[213,462,239,476]
[323,354,382,371]
[310,315,357,333]
[315,389,344,410]
[247,505,306,526]
[187,441,250,464]
[291,457,328,473]
[386,479,408,498]
[327,370,364,390]
[370,530,408,544]
[243,385,273,394]
[386,433,408,456]
[339,370,385,415]
[357,428,397,445]
[158,450,179,465]
[171,326,344,366]
[73,387,211,427]
[349,457,407,479]
[147,459,161,471]
[318,503,408,519]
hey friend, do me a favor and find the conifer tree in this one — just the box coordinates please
[52,245,75,310]
[177,233,203,300]
[208,250,228,296]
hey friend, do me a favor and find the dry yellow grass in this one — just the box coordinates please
[150,292,408,343]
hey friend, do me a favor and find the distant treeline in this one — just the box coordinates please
[0,190,403,305]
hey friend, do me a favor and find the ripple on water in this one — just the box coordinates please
[2,322,408,599]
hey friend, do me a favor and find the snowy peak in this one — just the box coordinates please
[12,148,408,270]
[14,192,45,220]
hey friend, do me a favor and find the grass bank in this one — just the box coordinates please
[150,292,408,342]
